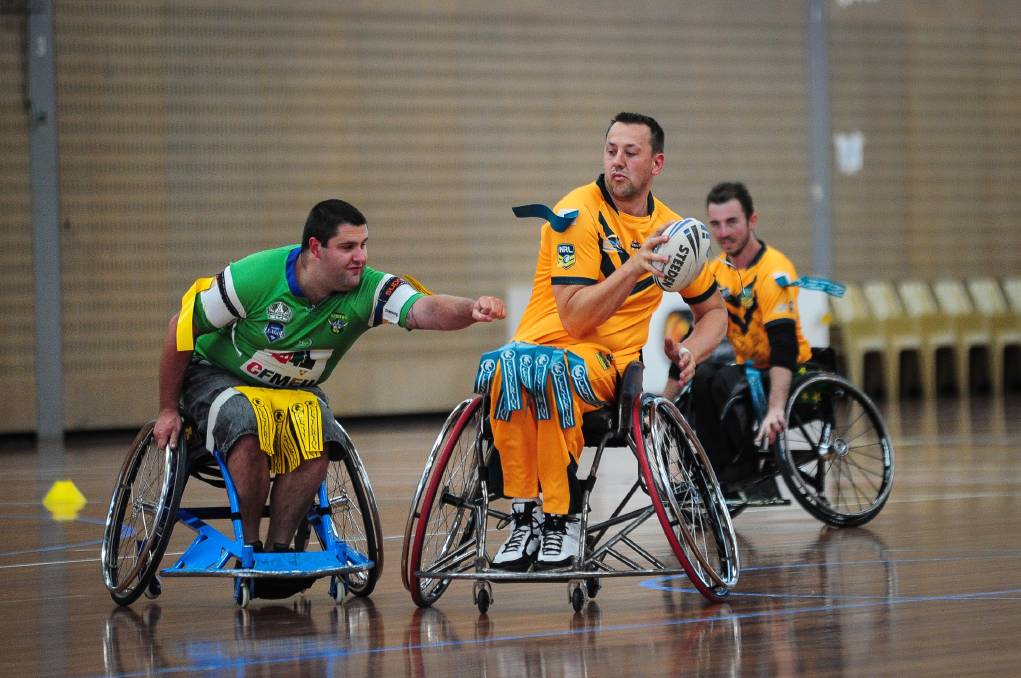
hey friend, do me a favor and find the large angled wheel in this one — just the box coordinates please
[101,421,187,606]
[776,373,894,527]
[635,396,740,602]
[404,396,487,607]
[296,438,383,597]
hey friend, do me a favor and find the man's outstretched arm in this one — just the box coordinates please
[406,294,506,330]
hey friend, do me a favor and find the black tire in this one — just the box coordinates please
[406,396,487,607]
[476,587,491,614]
[635,396,740,601]
[101,421,187,606]
[571,586,585,613]
[776,373,895,527]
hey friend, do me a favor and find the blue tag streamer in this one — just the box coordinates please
[531,350,552,420]
[774,274,845,298]
[512,204,579,233]
[744,365,768,419]
[472,342,607,429]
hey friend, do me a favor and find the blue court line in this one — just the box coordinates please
[0,514,106,558]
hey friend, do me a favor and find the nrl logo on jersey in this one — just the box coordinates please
[328,311,348,334]
[267,301,293,323]
[557,244,576,269]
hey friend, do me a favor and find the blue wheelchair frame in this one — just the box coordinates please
[159,449,374,605]
[162,449,375,604]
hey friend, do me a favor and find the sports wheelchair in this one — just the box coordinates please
[400,362,740,614]
[101,416,383,608]
[677,348,895,527]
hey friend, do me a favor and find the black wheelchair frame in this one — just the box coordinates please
[680,349,895,527]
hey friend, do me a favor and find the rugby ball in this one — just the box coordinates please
[651,218,712,292]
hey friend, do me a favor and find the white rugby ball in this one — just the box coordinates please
[651,218,712,292]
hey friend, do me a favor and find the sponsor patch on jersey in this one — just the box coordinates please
[596,351,613,371]
[296,338,312,348]
[267,301,292,323]
[601,234,625,254]
[379,277,403,302]
[630,240,641,250]
[242,349,332,387]
[264,321,286,342]
[328,311,348,334]
[741,286,755,309]
[557,244,576,269]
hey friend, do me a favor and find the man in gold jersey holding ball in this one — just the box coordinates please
[476,113,726,571]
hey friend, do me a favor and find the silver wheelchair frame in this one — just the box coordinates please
[401,362,740,613]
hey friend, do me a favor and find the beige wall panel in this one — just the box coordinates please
[830,0,1021,282]
[0,15,36,433]
[49,1,809,428]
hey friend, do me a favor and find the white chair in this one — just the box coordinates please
[966,278,1021,395]
[931,279,993,395]
[896,280,959,396]
[829,282,885,395]
[862,280,925,399]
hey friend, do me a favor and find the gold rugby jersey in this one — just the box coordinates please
[513,175,717,362]
[708,242,812,369]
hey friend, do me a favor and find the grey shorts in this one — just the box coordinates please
[181,361,348,459]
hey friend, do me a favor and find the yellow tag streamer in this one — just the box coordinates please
[234,386,324,473]
[176,277,215,351]
[402,274,433,296]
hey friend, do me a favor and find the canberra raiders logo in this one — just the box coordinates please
[328,311,348,334]
[267,301,292,323]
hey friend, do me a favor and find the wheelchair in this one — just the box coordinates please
[678,348,895,527]
[400,362,740,614]
[101,415,383,608]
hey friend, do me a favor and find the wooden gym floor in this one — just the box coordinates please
[1,395,1019,677]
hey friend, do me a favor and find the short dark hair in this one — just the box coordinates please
[302,199,366,250]
[706,181,754,220]
[607,112,665,155]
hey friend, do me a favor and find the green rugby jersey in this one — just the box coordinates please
[191,245,423,387]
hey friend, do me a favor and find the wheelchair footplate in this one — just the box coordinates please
[725,475,791,510]
[159,508,373,580]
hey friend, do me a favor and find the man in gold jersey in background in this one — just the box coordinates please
[665,181,812,493]
[476,112,727,571]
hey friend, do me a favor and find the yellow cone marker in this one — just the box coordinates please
[43,480,87,522]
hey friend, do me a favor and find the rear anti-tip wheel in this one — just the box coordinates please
[474,581,492,615]
[569,582,586,612]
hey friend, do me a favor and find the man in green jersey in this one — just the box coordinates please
[154,199,505,555]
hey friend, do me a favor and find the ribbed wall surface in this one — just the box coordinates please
[0,1,1017,431]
